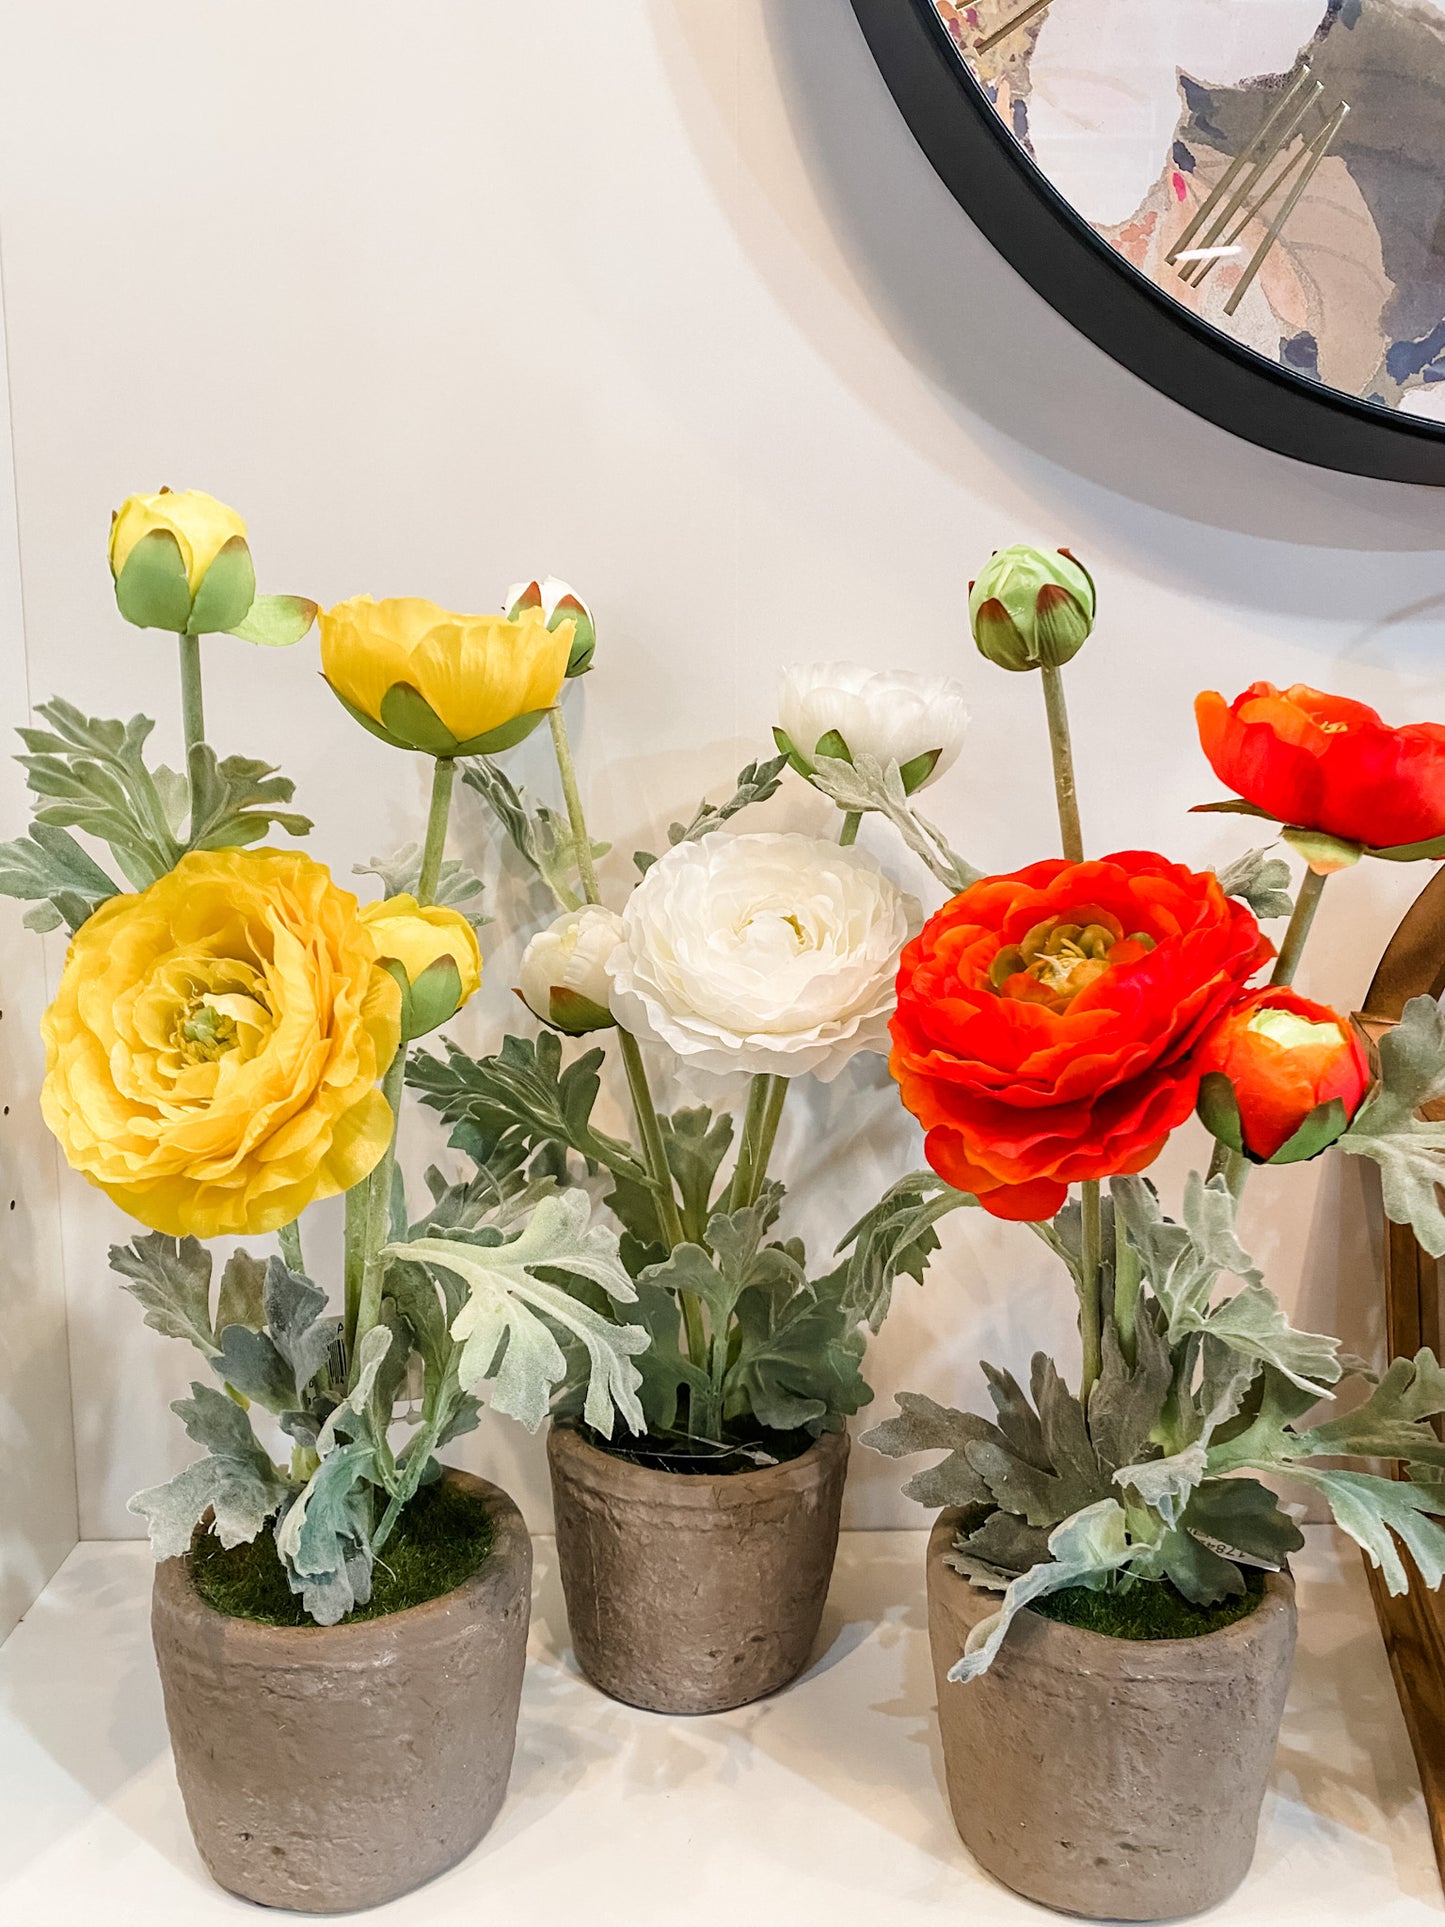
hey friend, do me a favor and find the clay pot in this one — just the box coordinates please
[926,1510,1296,1921]
[548,1423,849,1714]
[151,1470,531,1913]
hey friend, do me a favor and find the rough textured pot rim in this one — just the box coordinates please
[157,1467,528,1650]
[549,1421,849,1506]
[930,1508,1295,1677]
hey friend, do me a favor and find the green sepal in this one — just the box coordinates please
[230,594,318,648]
[898,747,942,795]
[1268,1096,1350,1166]
[450,708,552,757]
[1189,799,1277,820]
[114,528,194,632]
[555,597,596,677]
[404,955,465,1039]
[1368,832,1445,864]
[379,683,462,756]
[1282,827,1362,873]
[813,727,851,764]
[186,535,255,635]
[548,985,615,1035]
[324,680,411,751]
[1196,1071,1245,1154]
[772,726,810,779]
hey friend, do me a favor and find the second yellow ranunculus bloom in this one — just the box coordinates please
[320,595,573,756]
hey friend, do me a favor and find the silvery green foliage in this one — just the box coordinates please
[808,752,980,894]
[0,698,310,931]
[1337,995,1445,1257]
[117,1179,637,1626]
[1215,846,1294,921]
[632,755,788,875]
[392,1190,649,1437]
[462,757,605,912]
[355,845,488,929]
[868,1172,1445,1676]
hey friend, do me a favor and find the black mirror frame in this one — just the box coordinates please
[850,0,1445,487]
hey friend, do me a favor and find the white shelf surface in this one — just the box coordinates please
[0,1527,1440,1924]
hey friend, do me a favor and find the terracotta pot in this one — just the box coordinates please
[926,1508,1297,1921]
[151,1470,531,1913]
[548,1423,849,1714]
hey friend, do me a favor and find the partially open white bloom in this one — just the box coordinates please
[518,904,624,1034]
[776,662,970,791]
[504,574,587,625]
[605,831,915,1080]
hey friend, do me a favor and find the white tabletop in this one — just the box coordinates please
[0,1528,1439,1923]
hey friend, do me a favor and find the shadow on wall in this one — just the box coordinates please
[648,0,1445,597]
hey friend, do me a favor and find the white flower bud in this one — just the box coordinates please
[518,905,624,1034]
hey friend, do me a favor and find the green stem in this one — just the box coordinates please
[1078,1179,1103,1401]
[343,1181,367,1353]
[1039,664,1084,862]
[352,1049,406,1386]
[178,631,205,762]
[747,1076,789,1208]
[1113,1215,1140,1369]
[548,704,601,905]
[277,1218,304,1276]
[416,757,456,907]
[729,1074,772,1211]
[1269,864,1328,990]
[838,810,862,847]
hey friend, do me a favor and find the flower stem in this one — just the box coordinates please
[1078,1178,1104,1401]
[343,1180,367,1352]
[1269,863,1328,990]
[178,631,205,761]
[416,757,456,907]
[839,811,862,847]
[548,704,601,904]
[1039,664,1084,862]
[352,1048,406,1385]
[278,1218,304,1275]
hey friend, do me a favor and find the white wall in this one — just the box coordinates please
[0,261,79,1633]
[0,0,1440,1540]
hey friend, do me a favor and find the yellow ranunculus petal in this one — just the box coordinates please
[40,847,402,1240]
[110,488,248,591]
[318,594,571,746]
[359,893,482,1004]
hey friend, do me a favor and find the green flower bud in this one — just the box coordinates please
[968,546,1096,673]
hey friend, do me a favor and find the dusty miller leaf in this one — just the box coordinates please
[109,1234,215,1356]
[355,844,488,928]
[809,751,980,893]
[836,1171,967,1331]
[1215,846,1294,921]
[394,1190,648,1437]
[1338,996,1445,1257]
[127,1382,288,1559]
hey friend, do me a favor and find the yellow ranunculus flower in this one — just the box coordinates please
[319,595,573,756]
[41,848,402,1239]
[110,488,248,593]
[360,893,482,1019]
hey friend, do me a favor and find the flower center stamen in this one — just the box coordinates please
[988,914,1155,1010]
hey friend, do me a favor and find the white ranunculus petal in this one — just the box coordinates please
[777,661,970,788]
[519,905,625,1025]
[605,830,916,1081]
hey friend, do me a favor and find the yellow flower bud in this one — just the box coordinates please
[320,596,573,757]
[109,488,255,634]
[360,894,481,1037]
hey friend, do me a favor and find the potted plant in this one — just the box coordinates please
[800,547,1445,1920]
[411,619,970,1712]
[0,497,648,1910]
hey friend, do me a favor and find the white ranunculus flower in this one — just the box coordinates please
[518,904,624,1034]
[777,661,970,791]
[605,831,916,1081]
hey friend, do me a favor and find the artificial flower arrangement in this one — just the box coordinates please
[405,612,974,1711]
[0,490,657,1908]
[790,545,1445,1921]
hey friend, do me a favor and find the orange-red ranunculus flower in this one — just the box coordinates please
[1196,682,1445,851]
[1195,987,1369,1163]
[889,853,1272,1221]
